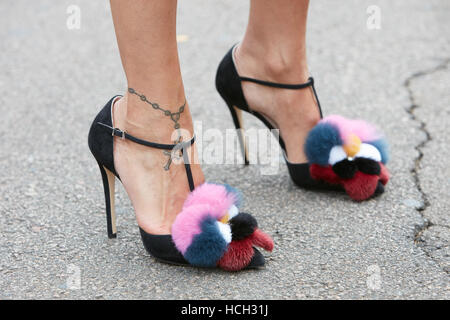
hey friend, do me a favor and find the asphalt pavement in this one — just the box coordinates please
[0,0,448,299]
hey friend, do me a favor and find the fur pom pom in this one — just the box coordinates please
[229,213,257,240]
[182,183,235,218]
[217,228,274,271]
[306,115,390,201]
[322,115,382,143]
[305,122,342,166]
[171,204,216,254]
[171,182,275,270]
[341,171,380,201]
[217,238,255,271]
[367,139,389,164]
[172,183,253,268]
[332,159,358,179]
[183,217,229,267]
[251,228,274,252]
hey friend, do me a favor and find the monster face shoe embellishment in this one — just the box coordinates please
[128,87,186,170]
[171,183,274,271]
[305,115,390,201]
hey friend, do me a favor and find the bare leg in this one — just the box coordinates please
[110,0,204,234]
[235,0,320,163]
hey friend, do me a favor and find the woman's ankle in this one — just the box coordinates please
[114,89,193,145]
[236,41,309,83]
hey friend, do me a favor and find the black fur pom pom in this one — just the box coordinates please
[229,212,258,241]
[355,158,381,175]
[332,159,357,179]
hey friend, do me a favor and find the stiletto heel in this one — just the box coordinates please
[88,94,273,270]
[227,103,249,165]
[215,44,390,201]
[98,163,117,239]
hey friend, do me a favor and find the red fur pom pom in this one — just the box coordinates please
[217,238,254,272]
[251,228,274,252]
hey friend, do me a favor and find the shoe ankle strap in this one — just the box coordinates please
[97,122,197,191]
[239,75,323,118]
[240,76,315,90]
[98,122,195,150]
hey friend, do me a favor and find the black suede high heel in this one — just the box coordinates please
[88,95,273,270]
[215,45,341,190]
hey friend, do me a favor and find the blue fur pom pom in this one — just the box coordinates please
[183,217,228,267]
[367,139,389,164]
[305,123,342,166]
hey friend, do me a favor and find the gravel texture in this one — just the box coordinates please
[0,0,448,299]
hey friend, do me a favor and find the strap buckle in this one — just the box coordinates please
[112,128,126,140]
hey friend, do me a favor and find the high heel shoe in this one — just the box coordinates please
[215,44,390,201]
[88,95,273,271]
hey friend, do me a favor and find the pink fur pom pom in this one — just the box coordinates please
[183,183,235,215]
[322,115,381,143]
[172,183,235,255]
[171,204,213,254]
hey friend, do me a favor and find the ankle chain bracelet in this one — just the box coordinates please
[128,87,186,170]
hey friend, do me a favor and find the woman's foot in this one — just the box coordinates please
[234,44,321,164]
[112,93,205,235]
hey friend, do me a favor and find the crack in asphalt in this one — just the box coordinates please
[404,59,450,273]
